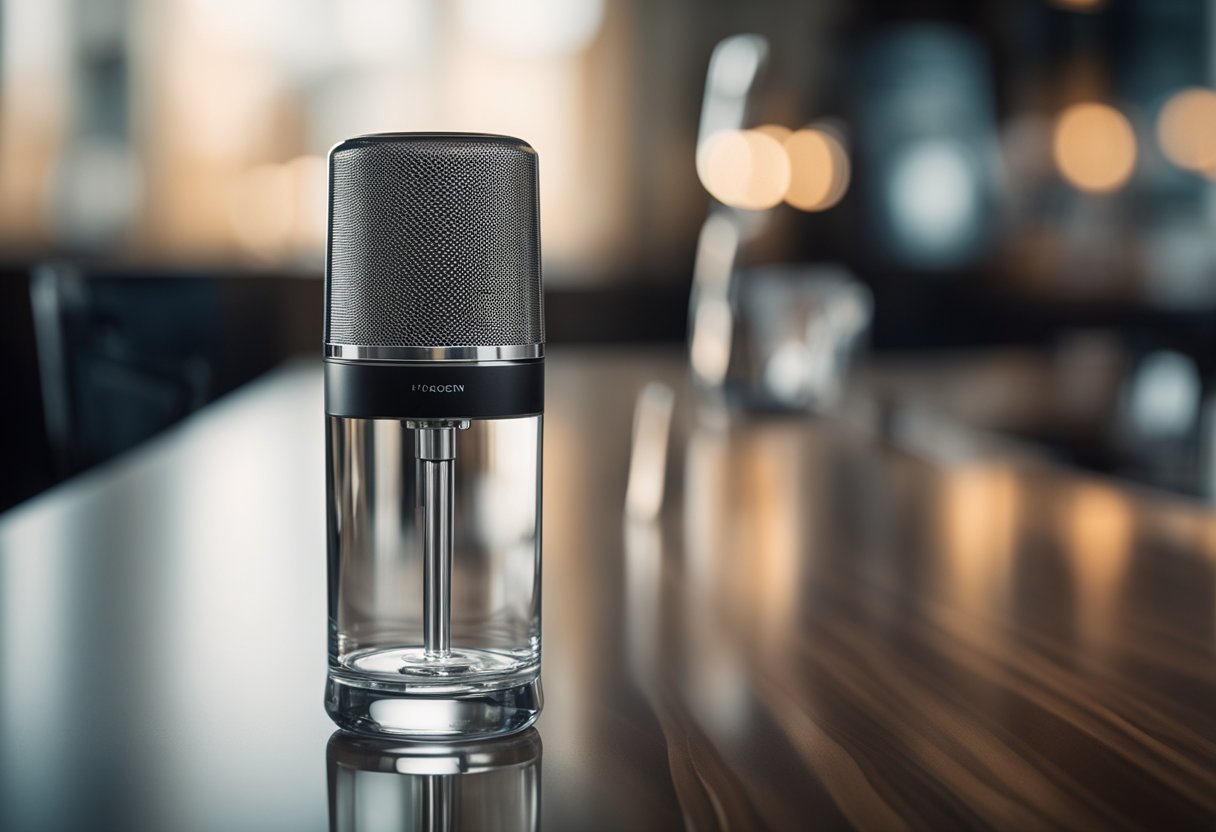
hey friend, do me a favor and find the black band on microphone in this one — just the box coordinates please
[324,359,544,420]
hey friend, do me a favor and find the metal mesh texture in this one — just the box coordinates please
[326,134,543,347]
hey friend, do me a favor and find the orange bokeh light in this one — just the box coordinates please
[1053,102,1136,193]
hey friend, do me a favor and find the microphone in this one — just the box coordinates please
[324,132,544,415]
[323,133,544,740]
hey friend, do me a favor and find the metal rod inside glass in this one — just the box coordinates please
[423,456,453,657]
[410,421,468,661]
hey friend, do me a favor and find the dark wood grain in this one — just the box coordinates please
[0,348,1213,831]
[541,351,1216,830]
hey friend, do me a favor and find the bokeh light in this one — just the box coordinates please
[752,124,792,143]
[1052,102,1136,193]
[1156,88,1216,174]
[696,129,791,211]
[888,139,981,257]
[1048,0,1106,12]
[782,127,850,212]
[457,0,604,57]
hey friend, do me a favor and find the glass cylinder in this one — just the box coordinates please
[325,415,542,739]
[323,131,545,739]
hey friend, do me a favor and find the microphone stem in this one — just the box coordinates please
[411,421,468,661]
[422,455,453,658]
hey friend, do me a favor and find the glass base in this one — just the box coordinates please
[325,670,542,741]
[349,646,531,679]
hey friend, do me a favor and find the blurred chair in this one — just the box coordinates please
[0,265,56,510]
[30,263,221,476]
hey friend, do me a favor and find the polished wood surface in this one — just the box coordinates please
[2,348,1215,831]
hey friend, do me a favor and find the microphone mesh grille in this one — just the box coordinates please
[326,134,543,347]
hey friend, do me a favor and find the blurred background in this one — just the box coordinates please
[3,0,1216,510]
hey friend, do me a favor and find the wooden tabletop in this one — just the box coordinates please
[1,348,1214,831]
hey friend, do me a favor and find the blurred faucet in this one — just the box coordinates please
[689,33,872,413]
[688,213,741,393]
[687,35,766,398]
[697,34,769,146]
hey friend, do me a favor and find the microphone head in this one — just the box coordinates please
[326,133,543,351]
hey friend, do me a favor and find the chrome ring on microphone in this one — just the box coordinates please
[324,344,544,362]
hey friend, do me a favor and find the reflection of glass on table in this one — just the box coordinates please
[327,728,541,832]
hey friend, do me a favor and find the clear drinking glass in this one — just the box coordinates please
[325,415,542,739]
